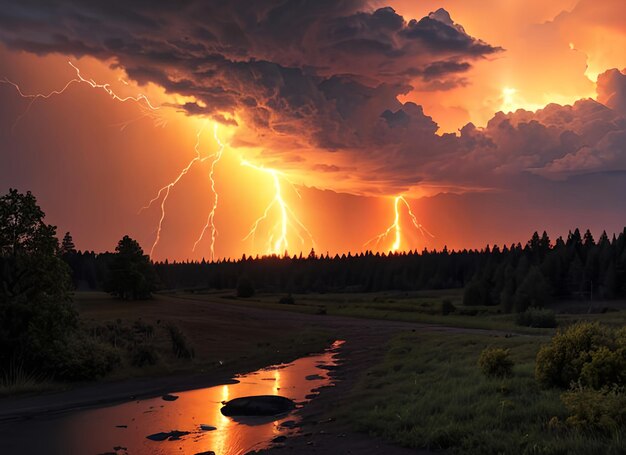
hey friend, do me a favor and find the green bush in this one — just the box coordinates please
[535,322,625,389]
[515,307,557,328]
[463,282,484,306]
[561,385,626,433]
[441,299,456,315]
[236,275,255,298]
[166,324,195,359]
[478,347,513,378]
[131,343,160,367]
[279,294,295,305]
[43,335,120,381]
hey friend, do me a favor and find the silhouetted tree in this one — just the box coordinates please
[0,189,77,375]
[236,274,255,297]
[105,236,155,299]
[60,231,76,256]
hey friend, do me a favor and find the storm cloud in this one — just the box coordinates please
[1,0,625,198]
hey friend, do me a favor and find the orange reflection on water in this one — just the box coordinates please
[0,341,343,455]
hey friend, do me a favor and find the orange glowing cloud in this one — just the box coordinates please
[1,1,626,260]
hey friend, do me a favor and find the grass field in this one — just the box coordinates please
[172,289,550,333]
[342,331,626,455]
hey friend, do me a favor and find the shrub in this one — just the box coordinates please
[43,335,120,381]
[279,294,295,305]
[515,307,557,328]
[441,299,456,315]
[535,322,624,389]
[131,343,160,367]
[561,385,626,434]
[236,275,255,298]
[132,319,155,339]
[166,324,195,359]
[463,282,483,306]
[478,347,513,378]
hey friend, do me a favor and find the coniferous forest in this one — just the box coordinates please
[65,227,626,313]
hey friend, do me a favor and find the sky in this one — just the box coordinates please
[1,0,626,261]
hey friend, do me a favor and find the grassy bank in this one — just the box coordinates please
[0,292,333,396]
[342,331,625,455]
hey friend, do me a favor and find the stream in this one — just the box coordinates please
[0,340,343,455]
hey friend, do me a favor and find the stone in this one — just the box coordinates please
[220,395,295,417]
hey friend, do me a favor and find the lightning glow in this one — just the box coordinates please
[2,61,318,260]
[241,160,315,256]
[140,124,209,257]
[365,196,433,252]
[0,61,164,131]
[192,123,225,261]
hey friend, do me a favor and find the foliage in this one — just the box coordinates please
[344,332,626,454]
[560,386,626,434]
[166,323,195,359]
[441,299,456,315]
[516,308,557,328]
[463,281,484,306]
[535,322,625,389]
[478,347,514,378]
[66,227,626,309]
[130,343,160,367]
[236,275,255,298]
[514,267,552,312]
[40,334,120,381]
[105,235,156,299]
[0,189,84,380]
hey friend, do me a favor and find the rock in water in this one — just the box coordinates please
[146,430,190,441]
[220,395,295,417]
[161,394,179,401]
[199,424,217,431]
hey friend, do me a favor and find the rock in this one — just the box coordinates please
[199,424,217,431]
[194,452,215,455]
[279,420,298,429]
[220,395,295,417]
[146,430,190,441]
[161,394,179,401]
[272,435,287,443]
[115,425,127,428]
[305,374,324,380]
[305,393,318,400]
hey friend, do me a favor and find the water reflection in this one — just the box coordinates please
[0,341,343,455]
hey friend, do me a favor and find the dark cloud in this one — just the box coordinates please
[3,0,625,198]
[0,1,499,154]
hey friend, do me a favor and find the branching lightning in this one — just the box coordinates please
[192,123,225,261]
[2,61,317,260]
[365,196,433,252]
[1,61,164,131]
[241,160,315,256]
[140,124,209,257]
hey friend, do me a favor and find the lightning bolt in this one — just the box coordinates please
[365,196,433,252]
[140,124,210,257]
[2,62,316,260]
[1,61,163,131]
[192,123,225,261]
[241,160,315,256]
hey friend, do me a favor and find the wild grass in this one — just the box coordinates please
[0,361,53,397]
[174,290,554,334]
[342,331,626,455]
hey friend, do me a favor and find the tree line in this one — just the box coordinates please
[64,227,626,313]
